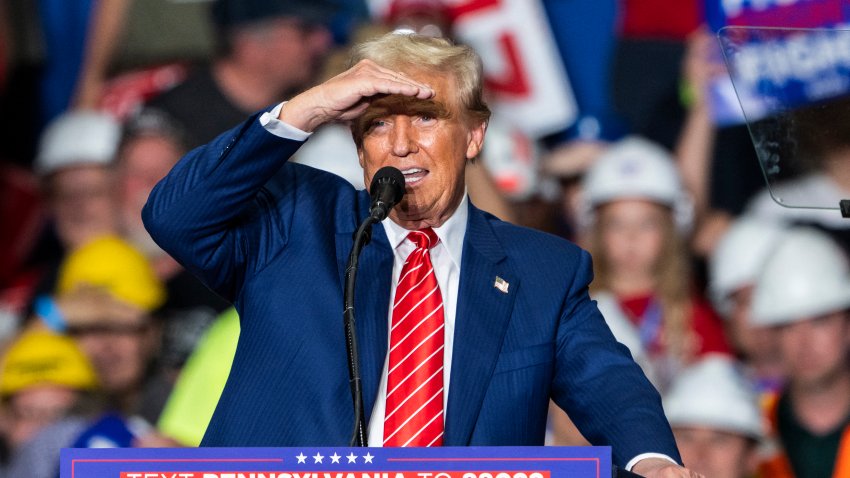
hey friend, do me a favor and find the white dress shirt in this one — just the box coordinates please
[367,196,467,445]
[259,104,674,470]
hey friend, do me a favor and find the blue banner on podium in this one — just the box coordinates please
[61,446,611,478]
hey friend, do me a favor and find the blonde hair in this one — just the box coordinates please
[348,32,490,142]
[588,203,693,361]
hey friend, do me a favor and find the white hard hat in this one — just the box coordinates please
[750,227,850,327]
[664,355,763,439]
[709,216,786,316]
[580,136,693,231]
[36,110,121,176]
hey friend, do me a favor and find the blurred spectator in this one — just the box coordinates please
[581,136,729,391]
[47,235,166,420]
[32,0,216,119]
[709,216,786,396]
[59,287,156,415]
[664,355,763,478]
[14,235,173,478]
[54,235,164,311]
[147,0,336,148]
[0,330,98,453]
[35,110,121,251]
[72,0,215,111]
[21,110,123,320]
[674,27,803,258]
[674,28,748,256]
[545,135,728,448]
[542,140,609,241]
[750,228,850,478]
[156,307,239,446]
[115,109,230,373]
[115,109,190,261]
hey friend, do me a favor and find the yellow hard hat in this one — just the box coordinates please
[57,235,166,311]
[0,330,99,396]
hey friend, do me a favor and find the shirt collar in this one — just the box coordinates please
[382,194,468,270]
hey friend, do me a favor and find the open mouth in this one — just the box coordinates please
[400,168,428,185]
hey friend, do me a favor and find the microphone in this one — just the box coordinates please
[369,167,406,221]
[343,166,405,446]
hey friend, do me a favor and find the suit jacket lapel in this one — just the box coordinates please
[335,190,392,427]
[444,203,519,445]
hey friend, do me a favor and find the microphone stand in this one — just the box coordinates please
[343,166,405,448]
[344,215,378,447]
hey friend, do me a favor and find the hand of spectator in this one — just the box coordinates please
[279,59,434,132]
[681,27,727,109]
[133,431,184,448]
[632,458,704,478]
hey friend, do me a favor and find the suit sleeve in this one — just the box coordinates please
[142,112,304,301]
[550,250,682,467]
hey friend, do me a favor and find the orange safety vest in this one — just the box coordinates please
[758,393,850,478]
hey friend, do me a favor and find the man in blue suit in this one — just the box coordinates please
[144,32,699,477]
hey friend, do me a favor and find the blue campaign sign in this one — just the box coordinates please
[720,27,850,116]
[705,0,850,31]
[60,447,610,478]
[702,0,850,125]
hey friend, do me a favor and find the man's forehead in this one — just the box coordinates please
[365,95,451,117]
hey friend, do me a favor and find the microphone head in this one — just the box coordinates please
[370,166,406,203]
[369,166,406,220]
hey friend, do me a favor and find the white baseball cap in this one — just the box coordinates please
[35,110,121,176]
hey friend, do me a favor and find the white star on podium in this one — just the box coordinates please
[296,453,307,464]
[330,452,342,464]
[313,452,325,464]
[346,452,358,463]
[363,452,374,463]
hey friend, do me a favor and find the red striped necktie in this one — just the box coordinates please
[383,228,445,447]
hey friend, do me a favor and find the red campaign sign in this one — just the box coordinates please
[446,0,541,100]
[445,0,577,138]
[446,0,501,19]
[482,33,531,97]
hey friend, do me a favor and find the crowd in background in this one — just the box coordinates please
[1,1,849,477]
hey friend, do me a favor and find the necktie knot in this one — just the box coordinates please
[407,228,439,250]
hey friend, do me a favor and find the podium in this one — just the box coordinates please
[61,446,612,478]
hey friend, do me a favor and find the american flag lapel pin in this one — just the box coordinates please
[494,276,509,294]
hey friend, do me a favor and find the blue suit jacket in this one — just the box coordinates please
[143,113,680,467]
